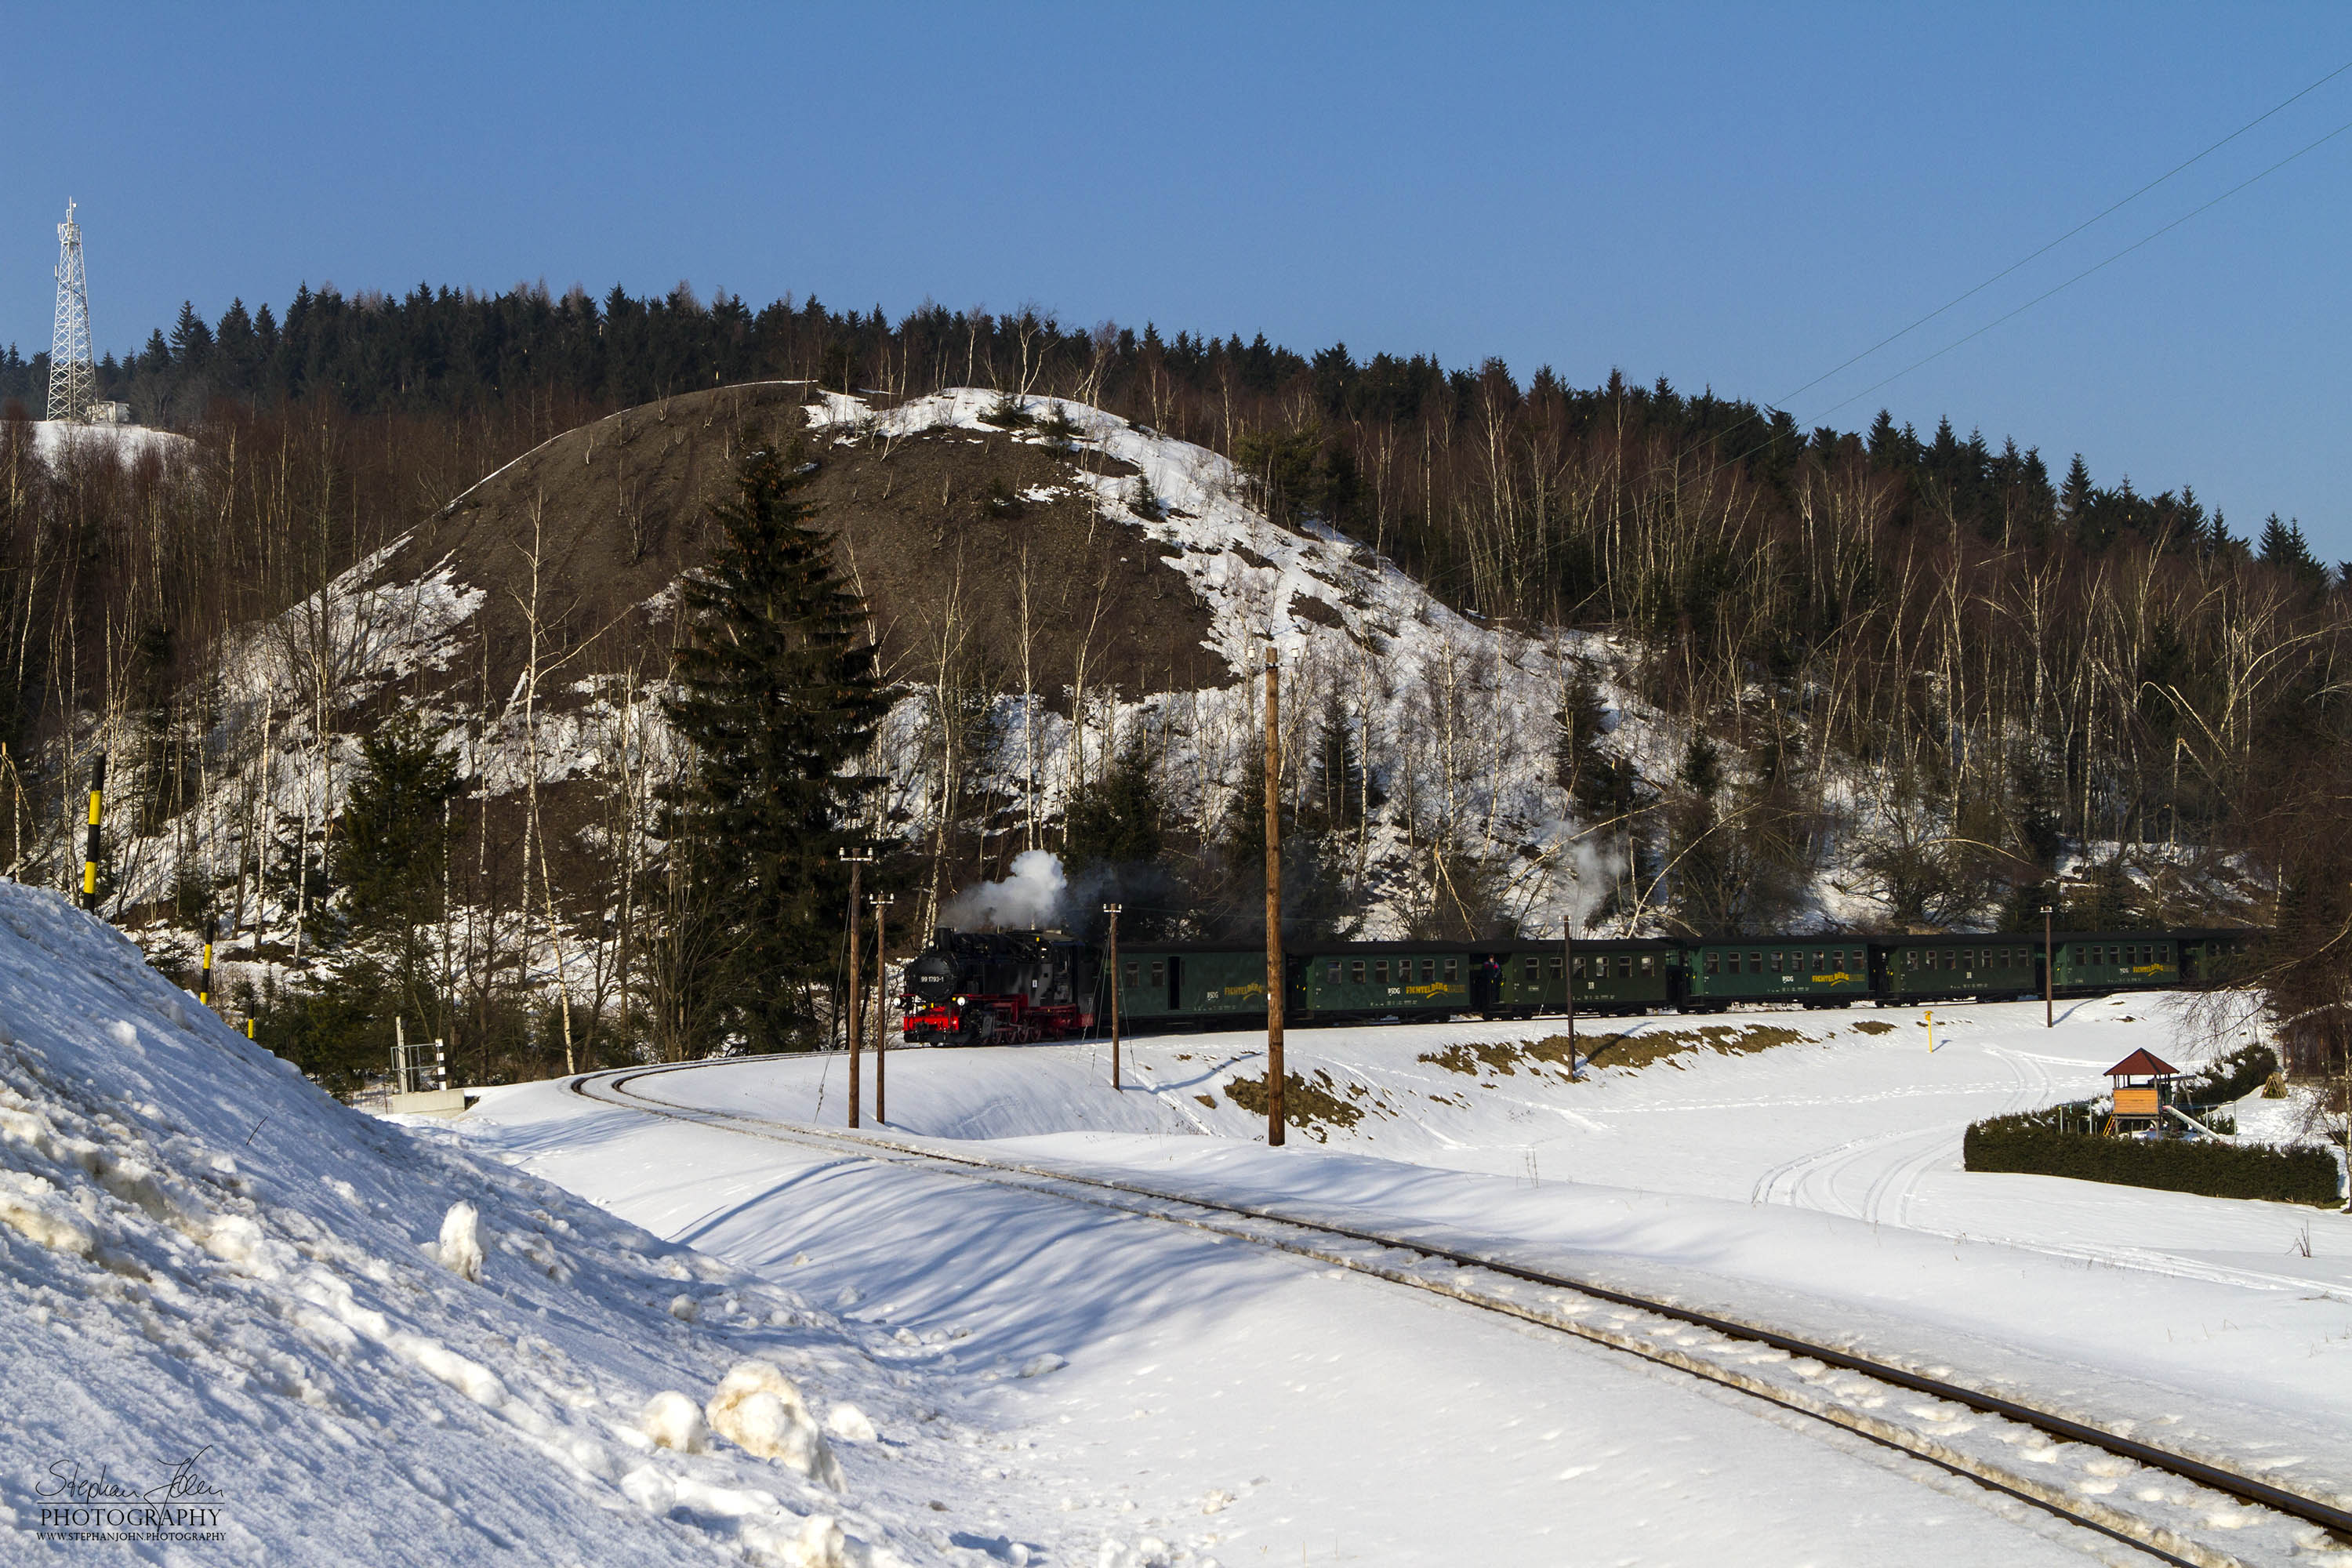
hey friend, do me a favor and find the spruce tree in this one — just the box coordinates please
[663,435,887,1051]
[332,716,464,1033]
[1065,739,1167,869]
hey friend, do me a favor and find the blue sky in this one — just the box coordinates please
[11,5,2352,553]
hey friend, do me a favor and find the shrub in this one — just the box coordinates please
[1964,1109,2340,1206]
[978,394,1030,429]
[2183,1043,2277,1105]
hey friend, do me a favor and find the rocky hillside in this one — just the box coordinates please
[98,383,1694,1018]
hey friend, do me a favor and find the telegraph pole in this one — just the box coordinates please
[2042,902,2056,1029]
[871,892,895,1124]
[1102,903,1123,1091]
[1563,917,1577,1080]
[1264,644,1285,1147]
[839,847,874,1127]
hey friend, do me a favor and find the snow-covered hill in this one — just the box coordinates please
[86,386,1713,976]
[0,877,1088,1566]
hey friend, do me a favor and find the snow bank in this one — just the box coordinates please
[0,877,994,1564]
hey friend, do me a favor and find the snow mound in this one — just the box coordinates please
[0,879,967,1563]
[706,1359,844,1488]
[434,1198,484,1281]
[639,1388,710,1453]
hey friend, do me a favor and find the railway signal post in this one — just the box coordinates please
[1264,644,1285,1148]
[200,916,214,1007]
[82,753,105,912]
[870,892,894,1124]
[1102,903,1123,1090]
[839,847,875,1127]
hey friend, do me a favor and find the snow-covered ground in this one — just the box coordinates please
[0,877,1072,1566]
[11,869,2349,1563]
[463,994,2352,1565]
[26,419,187,466]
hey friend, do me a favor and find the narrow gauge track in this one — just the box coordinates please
[573,1060,2350,1568]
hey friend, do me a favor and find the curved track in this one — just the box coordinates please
[574,1059,2351,1568]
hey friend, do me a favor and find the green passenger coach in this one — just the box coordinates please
[1875,935,2040,1001]
[1682,939,1870,1008]
[1296,942,1473,1019]
[2050,933,2178,993]
[1486,939,1676,1015]
[1106,946,1270,1025]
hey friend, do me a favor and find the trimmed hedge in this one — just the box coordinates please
[1965,1110,2341,1206]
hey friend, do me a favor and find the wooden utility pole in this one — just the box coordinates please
[2042,902,2056,1029]
[871,892,894,1124]
[1562,918,1577,1080]
[1103,902,1123,1090]
[1264,644,1285,1147]
[840,847,874,1127]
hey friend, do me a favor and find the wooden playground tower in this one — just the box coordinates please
[2102,1047,2180,1135]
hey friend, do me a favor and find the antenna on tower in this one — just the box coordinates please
[48,200,96,424]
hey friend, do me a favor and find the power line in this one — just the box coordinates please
[1802,107,2352,426]
[1770,54,2352,412]
[1660,102,2352,501]
[1642,56,2352,492]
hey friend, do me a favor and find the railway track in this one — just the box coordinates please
[572,1060,2350,1568]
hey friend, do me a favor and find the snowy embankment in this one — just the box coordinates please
[0,877,1049,1567]
[466,996,2352,1563]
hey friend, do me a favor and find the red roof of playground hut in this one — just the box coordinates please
[2103,1048,2179,1079]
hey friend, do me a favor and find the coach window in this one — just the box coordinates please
[1524,956,1541,981]
[1704,951,1720,976]
[1617,954,1632,978]
[1422,958,1436,982]
[1325,960,1341,983]
[1640,954,1655,976]
[1375,959,1388,984]
[1149,960,1164,987]
[1351,960,1366,985]
[1443,957,1460,982]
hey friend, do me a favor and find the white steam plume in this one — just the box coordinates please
[940,850,1069,931]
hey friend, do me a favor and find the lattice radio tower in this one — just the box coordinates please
[47,200,96,423]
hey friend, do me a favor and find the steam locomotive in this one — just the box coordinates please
[897,925,2256,1045]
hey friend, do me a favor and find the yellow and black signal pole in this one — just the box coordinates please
[200,916,215,1007]
[82,754,104,912]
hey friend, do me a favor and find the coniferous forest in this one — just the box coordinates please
[5,280,2352,1083]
